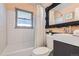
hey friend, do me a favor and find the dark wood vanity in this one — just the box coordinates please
[49,40,79,56]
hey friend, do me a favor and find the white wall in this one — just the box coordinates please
[6,8,35,49]
[0,4,7,54]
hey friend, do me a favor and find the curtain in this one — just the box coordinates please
[35,5,46,48]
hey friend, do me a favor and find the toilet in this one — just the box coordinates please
[32,35,53,56]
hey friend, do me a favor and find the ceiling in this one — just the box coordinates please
[40,3,52,8]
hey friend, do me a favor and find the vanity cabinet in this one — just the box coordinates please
[53,40,79,56]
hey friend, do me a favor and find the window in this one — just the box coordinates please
[15,8,33,28]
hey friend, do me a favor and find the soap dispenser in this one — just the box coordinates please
[49,30,52,35]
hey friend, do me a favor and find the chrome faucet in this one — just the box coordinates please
[64,27,68,33]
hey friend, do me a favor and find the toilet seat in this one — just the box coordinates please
[32,47,50,56]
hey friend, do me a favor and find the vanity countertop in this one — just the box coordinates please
[47,34,79,47]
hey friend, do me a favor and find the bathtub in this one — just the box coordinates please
[1,47,34,56]
[1,43,34,56]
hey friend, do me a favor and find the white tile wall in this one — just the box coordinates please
[0,4,7,54]
[6,10,35,49]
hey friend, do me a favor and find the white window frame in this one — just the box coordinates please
[15,8,33,29]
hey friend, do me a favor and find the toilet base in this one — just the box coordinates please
[32,47,53,56]
[32,52,50,56]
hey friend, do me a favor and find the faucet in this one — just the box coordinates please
[64,27,68,33]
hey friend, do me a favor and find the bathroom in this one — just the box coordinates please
[1,3,79,56]
[0,3,50,56]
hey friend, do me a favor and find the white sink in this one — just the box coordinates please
[46,34,79,47]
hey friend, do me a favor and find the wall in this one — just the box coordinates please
[47,3,79,33]
[5,3,36,49]
[0,4,7,54]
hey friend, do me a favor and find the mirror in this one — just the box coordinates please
[45,3,60,28]
[49,10,55,25]
[49,10,64,25]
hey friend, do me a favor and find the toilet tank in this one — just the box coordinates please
[46,35,53,49]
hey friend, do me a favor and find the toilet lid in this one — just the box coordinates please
[33,47,49,55]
